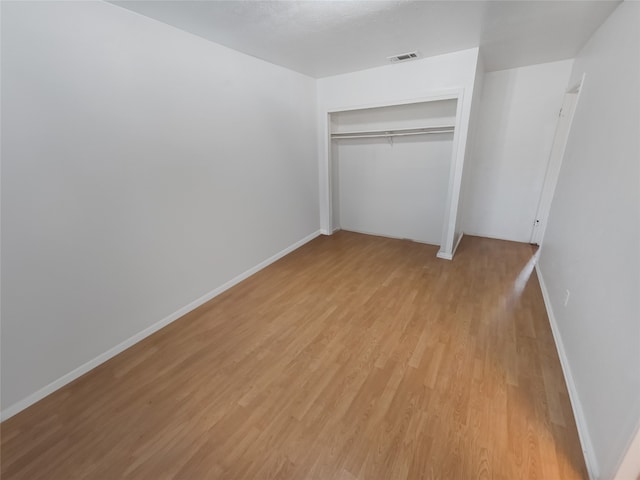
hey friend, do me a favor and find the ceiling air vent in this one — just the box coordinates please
[387,51,420,63]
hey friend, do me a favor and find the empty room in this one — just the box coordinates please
[1,1,638,479]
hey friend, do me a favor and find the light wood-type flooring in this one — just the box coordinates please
[1,232,588,479]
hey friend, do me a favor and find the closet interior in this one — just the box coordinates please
[329,98,459,248]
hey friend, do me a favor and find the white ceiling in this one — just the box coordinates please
[110,0,620,78]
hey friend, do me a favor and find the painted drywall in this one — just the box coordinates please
[111,0,620,77]
[1,1,319,414]
[317,48,480,257]
[462,59,573,243]
[613,421,640,480]
[537,2,639,478]
[456,52,485,251]
[336,135,453,244]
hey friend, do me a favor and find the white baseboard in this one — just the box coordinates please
[320,228,332,235]
[0,230,322,421]
[436,250,453,260]
[462,230,529,244]
[535,265,599,480]
[437,233,464,261]
[337,228,439,248]
[453,232,464,256]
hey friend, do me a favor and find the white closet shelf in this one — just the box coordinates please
[331,125,455,140]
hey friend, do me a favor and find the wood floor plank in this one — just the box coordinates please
[0,232,588,479]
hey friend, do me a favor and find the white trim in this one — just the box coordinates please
[323,87,469,261]
[535,264,599,480]
[320,228,333,236]
[567,74,586,94]
[530,74,585,245]
[334,228,439,246]
[321,89,466,234]
[437,88,465,258]
[436,250,453,260]
[434,233,464,260]
[325,113,334,232]
[0,230,322,421]
[452,232,464,256]
[459,230,529,244]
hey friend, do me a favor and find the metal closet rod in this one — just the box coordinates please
[331,126,455,140]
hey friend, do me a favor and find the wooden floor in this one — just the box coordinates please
[1,232,587,479]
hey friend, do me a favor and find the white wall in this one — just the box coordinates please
[0,1,319,415]
[614,424,640,480]
[457,52,485,249]
[462,59,573,243]
[317,48,480,257]
[337,135,453,244]
[537,2,639,479]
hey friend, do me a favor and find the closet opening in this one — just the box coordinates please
[327,96,462,254]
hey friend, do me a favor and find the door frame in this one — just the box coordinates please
[530,74,585,245]
[323,88,470,260]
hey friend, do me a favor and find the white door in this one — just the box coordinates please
[531,85,581,245]
[337,134,452,245]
